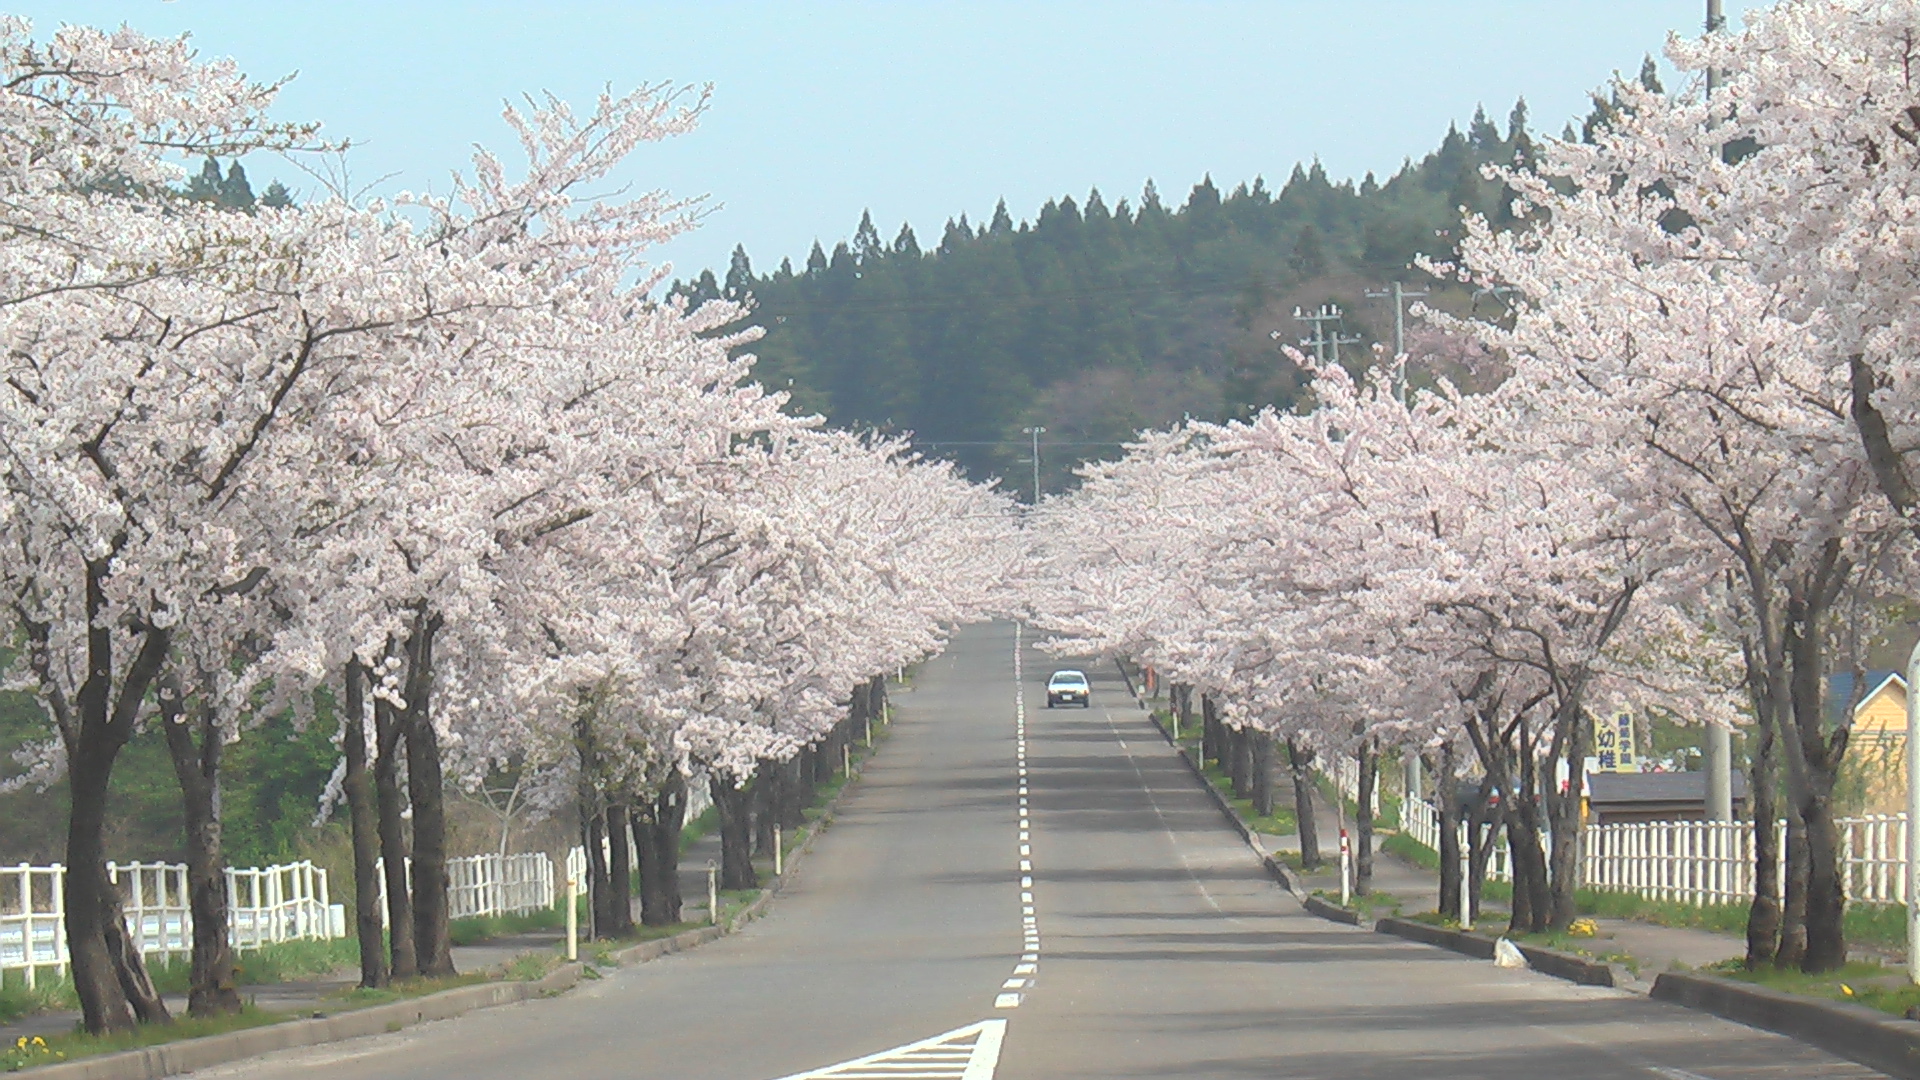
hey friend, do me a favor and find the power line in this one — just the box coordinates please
[739,271,1299,319]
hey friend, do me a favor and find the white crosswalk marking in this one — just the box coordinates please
[768,1020,1006,1080]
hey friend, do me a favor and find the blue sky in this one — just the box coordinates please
[20,2,1769,281]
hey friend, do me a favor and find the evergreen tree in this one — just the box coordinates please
[185,157,223,203]
[724,244,753,301]
[852,210,884,263]
[220,161,255,212]
[259,180,294,209]
[892,222,920,257]
[670,98,1607,490]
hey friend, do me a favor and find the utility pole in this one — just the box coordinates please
[1291,304,1362,365]
[1706,0,1725,96]
[1701,0,1735,828]
[1907,638,1920,985]
[1365,281,1429,403]
[1022,426,1046,504]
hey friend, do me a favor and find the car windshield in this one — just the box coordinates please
[1050,673,1087,686]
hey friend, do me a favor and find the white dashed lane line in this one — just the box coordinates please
[999,625,1039,1010]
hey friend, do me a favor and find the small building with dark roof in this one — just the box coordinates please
[1586,771,1750,825]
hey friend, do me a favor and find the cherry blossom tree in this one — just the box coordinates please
[1434,42,1910,967]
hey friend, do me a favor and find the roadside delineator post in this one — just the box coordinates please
[565,869,579,961]
[1339,829,1352,907]
[1459,823,1472,929]
[774,825,784,876]
[707,859,719,926]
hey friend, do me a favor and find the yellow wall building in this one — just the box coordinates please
[1845,672,1909,816]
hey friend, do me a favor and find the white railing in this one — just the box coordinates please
[1841,813,1908,904]
[448,853,554,919]
[1326,756,1381,816]
[378,851,559,926]
[0,860,341,987]
[1406,795,1441,852]
[227,862,338,948]
[1583,820,1756,906]
[1397,802,1912,908]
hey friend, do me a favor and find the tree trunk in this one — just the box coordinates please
[869,674,888,733]
[584,809,610,938]
[636,772,686,926]
[1201,694,1221,768]
[402,614,453,977]
[99,884,168,1025]
[372,694,416,981]
[782,755,809,829]
[1778,815,1809,968]
[1433,748,1461,921]
[813,731,836,784]
[1355,739,1376,896]
[1466,783,1502,925]
[341,662,387,989]
[1801,796,1846,971]
[1288,740,1322,869]
[1746,721,1781,968]
[1510,719,1551,935]
[606,802,635,937]
[65,751,136,1034]
[1229,726,1252,799]
[712,774,759,891]
[1251,734,1276,818]
[753,761,778,857]
[157,672,241,1017]
[1545,708,1590,931]
[58,575,173,1034]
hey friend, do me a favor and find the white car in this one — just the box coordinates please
[1046,670,1090,708]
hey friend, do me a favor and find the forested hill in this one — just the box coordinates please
[676,98,1552,498]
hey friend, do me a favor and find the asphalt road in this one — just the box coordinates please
[206,621,1886,1080]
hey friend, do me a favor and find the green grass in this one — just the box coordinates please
[0,937,364,1025]
[678,806,718,856]
[448,906,567,947]
[1382,832,1440,871]
[1503,927,1640,973]
[1,1007,288,1070]
[1312,888,1402,918]
[0,973,75,1025]
[502,952,562,982]
[326,972,490,1008]
[1149,712,1300,836]
[1713,958,1920,1017]
[1571,889,1907,953]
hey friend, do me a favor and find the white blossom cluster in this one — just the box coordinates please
[0,19,1020,817]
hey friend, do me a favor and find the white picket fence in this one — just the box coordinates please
[1326,756,1381,817]
[449,853,554,919]
[0,860,342,987]
[1402,798,1912,907]
[376,852,558,926]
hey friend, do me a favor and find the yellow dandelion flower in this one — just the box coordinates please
[1841,984,1855,996]
[30,1037,44,1047]
[14,1036,25,1050]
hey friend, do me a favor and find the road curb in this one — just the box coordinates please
[1124,673,1305,900]
[1651,971,1920,1080]
[1302,896,1362,926]
[23,964,585,1080]
[1372,916,1618,987]
[32,730,887,1080]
